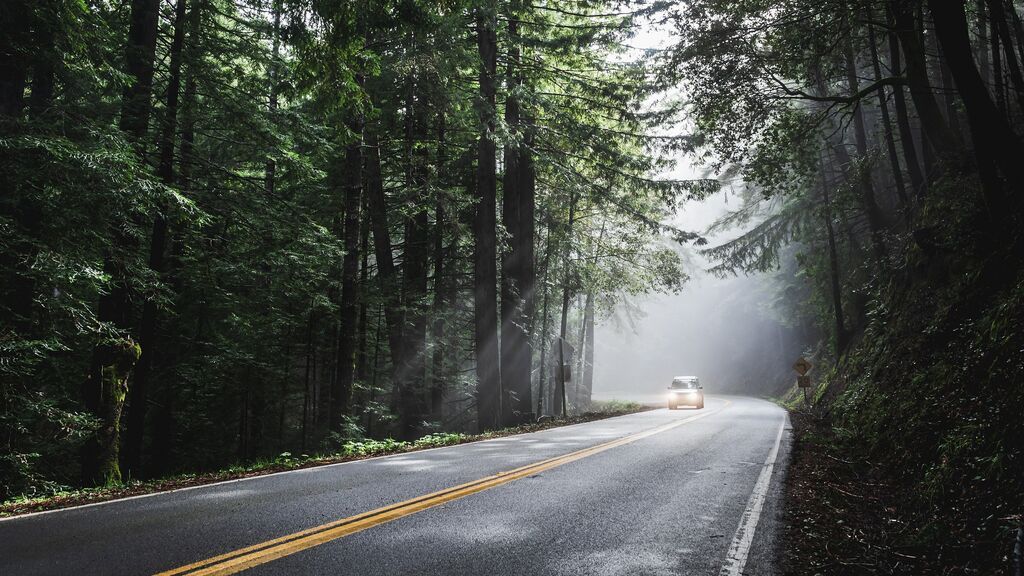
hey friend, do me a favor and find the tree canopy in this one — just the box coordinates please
[0,0,697,498]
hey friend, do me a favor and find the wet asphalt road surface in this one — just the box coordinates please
[0,395,790,575]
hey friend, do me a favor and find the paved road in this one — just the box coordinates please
[0,395,790,575]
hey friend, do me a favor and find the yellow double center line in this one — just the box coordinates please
[157,401,731,576]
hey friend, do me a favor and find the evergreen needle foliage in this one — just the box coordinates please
[0,0,696,501]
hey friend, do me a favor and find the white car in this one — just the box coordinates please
[668,376,704,409]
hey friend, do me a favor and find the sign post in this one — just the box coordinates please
[552,338,574,418]
[793,357,812,376]
[793,357,813,404]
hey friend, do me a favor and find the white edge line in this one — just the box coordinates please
[0,399,724,523]
[719,413,789,576]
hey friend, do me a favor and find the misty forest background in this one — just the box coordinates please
[2,0,1024,567]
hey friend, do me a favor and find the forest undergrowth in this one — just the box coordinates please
[0,400,647,518]
[783,201,1024,574]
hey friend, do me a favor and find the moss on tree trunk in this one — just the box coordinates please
[84,338,141,486]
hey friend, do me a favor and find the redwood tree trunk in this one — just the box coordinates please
[125,0,191,478]
[820,158,848,354]
[398,74,430,438]
[886,5,927,198]
[0,1,30,118]
[474,3,501,432]
[356,195,370,385]
[992,8,1008,114]
[986,0,1024,110]
[926,16,965,143]
[365,128,404,369]
[119,0,161,147]
[264,0,280,196]
[84,0,161,485]
[867,18,910,213]
[843,35,888,261]
[977,0,991,85]
[430,116,449,419]
[536,228,553,417]
[581,291,594,410]
[890,0,957,155]
[27,4,55,120]
[330,117,363,434]
[554,192,577,418]
[929,0,1024,212]
[4,1,52,341]
[500,8,534,426]
[150,30,199,479]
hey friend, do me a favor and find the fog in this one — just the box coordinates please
[591,188,806,403]
[586,21,809,404]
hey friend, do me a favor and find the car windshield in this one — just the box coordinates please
[671,379,698,389]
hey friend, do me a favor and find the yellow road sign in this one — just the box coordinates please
[793,357,812,376]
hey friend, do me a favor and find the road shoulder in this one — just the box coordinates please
[781,411,933,575]
[1,403,650,519]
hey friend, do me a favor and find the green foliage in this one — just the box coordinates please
[587,399,643,413]
[1,0,696,498]
[822,256,1024,566]
[2,400,650,515]
[666,0,1024,567]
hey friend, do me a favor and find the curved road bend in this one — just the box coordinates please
[0,395,790,576]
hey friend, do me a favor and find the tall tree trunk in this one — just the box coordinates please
[977,0,992,85]
[150,25,199,478]
[819,158,849,354]
[398,71,430,438]
[125,0,191,478]
[577,221,604,410]
[474,3,501,432]
[119,0,161,148]
[554,192,577,418]
[812,63,880,264]
[929,0,1024,212]
[987,0,1024,110]
[167,2,198,449]
[330,115,364,434]
[84,340,141,486]
[83,0,161,486]
[536,227,553,417]
[0,1,29,118]
[27,4,55,120]
[573,295,585,407]
[992,3,1008,114]
[2,3,50,349]
[868,19,910,215]
[356,195,370,384]
[264,0,280,196]
[367,305,384,437]
[843,35,889,261]
[301,307,315,452]
[4,1,53,340]
[580,291,594,410]
[276,330,293,445]
[1005,0,1024,69]
[891,0,958,155]
[365,128,403,369]
[926,16,966,143]
[430,115,448,419]
[519,90,537,411]
[887,5,927,198]
[500,7,534,426]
